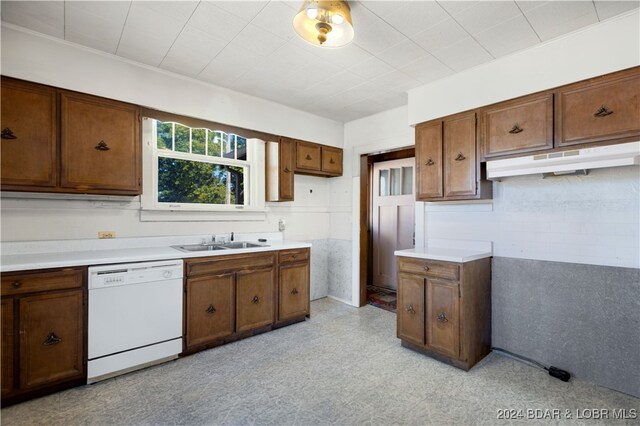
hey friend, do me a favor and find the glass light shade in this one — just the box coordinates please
[293,0,354,48]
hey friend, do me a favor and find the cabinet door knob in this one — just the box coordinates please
[425,158,435,166]
[329,158,335,164]
[206,304,216,314]
[454,153,466,161]
[406,305,416,314]
[43,332,62,346]
[594,105,613,117]
[252,295,260,304]
[1,127,17,140]
[305,154,312,160]
[437,312,448,322]
[291,288,299,295]
[423,266,430,271]
[95,140,110,151]
[509,124,523,134]
[11,281,22,288]
[283,167,291,173]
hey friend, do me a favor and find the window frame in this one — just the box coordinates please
[141,117,266,213]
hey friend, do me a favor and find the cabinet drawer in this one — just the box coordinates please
[296,141,322,171]
[556,71,640,146]
[397,257,459,281]
[321,146,342,175]
[482,93,553,158]
[279,249,309,264]
[1,268,83,296]
[186,253,275,277]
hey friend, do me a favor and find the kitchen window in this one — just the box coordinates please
[141,118,265,212]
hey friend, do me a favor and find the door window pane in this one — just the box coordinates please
[379,169,389,196]
[390,168,401,195]
[402,166,413,195]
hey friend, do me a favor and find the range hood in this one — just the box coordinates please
[486,142,640,180]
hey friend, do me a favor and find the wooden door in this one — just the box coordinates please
[236,267,275,332]
[60,92,140,193]
[444,113,476,197]
[2,298,15,397]
[19,291,84,390]
[426,279,460,358]
[278,262,309,321]
[279,137,294,201]
[295,141,322,172]
[397,273,425,347]
[556,70,640,147]
[0,78,57,189]
[372,158,415,290]
[321,146,343,175]
[185,273,235,349]
[415,121,443,199]
[481,93,554,158]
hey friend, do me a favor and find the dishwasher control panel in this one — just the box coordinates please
[89,260,184,289]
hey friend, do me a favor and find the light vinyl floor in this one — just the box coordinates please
[2,298,638,425]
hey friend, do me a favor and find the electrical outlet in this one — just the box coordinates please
[98,231,116,239]
[278,219,286,232]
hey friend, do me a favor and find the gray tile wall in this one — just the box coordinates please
[327,239,353,303]
[309,239,330,300]
[492,257,640,397]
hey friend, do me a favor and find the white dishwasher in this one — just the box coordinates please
[88,259,183,383]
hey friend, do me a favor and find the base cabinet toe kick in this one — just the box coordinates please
[396,256,492,370]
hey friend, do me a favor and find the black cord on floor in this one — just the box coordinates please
[492,347,571,382]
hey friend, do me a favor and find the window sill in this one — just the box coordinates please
[140,208,267,222]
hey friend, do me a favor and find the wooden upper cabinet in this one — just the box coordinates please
[266,138,294,202]
[415,121,443,199]
[481,93,554,158]
[556,68,640,147]
[2,299,14,398]
[444,112,476,198]
[60,92,140,194]
[295,141,322,172]
[0,78,57,189]
[321,146,343,175]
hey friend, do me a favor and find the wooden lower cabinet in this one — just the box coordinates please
[277,249,310,323]
[396,256,491,370]
[236,267,275,333]
[1,267,86,406]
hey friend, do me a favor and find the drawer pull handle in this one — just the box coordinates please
[425,158,435,166]
[95,140,110,151]
[283,167,291,173]
[11,281,22,288]
[423,266,430,271]
[252,295,260,304]
[594,105,613,117]
[329,158,335,164]
[509,124,523,134]
[305,154,312,160]
[454,153,466,161]
[206,304,216,314]
[1,127,17,139]
[291,255,297,259]
[291,288,299,295]
[437,312,448,322]
[43,332,62,346]
[406,305,416,314]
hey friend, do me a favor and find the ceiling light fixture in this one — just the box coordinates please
[293,1,354,48]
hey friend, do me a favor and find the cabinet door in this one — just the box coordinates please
[444,113,476,198]
[278,262,309,321]
[185,273,235,350]
[2,298,15,397]
[556,71,640,147]
[426,280,459,358]
[415,122,443,200]
[0,78,57,188]
[397,273,425,346]
[482,93,554,158]
[279,137,294,201]
[295,141,322,172]
[60,93,140,193]
[321,146,343,175]
[236,267,275,333]
[19,291,84,390]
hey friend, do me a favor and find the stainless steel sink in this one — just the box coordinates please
[171,241,268,252]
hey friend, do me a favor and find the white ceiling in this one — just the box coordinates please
[2,0,638,122]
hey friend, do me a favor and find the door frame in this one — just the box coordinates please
[359,147,415,307]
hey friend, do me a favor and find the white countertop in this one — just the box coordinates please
[1,240,311,273]
[395,246,492,263]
